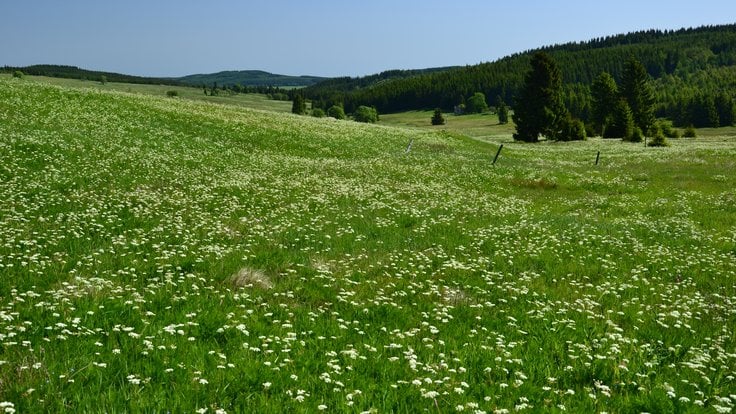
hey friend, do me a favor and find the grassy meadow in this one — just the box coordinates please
[1,76,736,413]
[0,73,293,113]
[380,110,516,141]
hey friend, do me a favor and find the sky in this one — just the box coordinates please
[2,0,735,78]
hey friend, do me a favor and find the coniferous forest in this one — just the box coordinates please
[303,25,736,128]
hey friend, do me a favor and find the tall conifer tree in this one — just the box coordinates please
[292,94,307,115]
[513,52,568,142]
[591,72,618,136]
[620,56,655,134]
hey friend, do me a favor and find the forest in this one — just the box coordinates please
[302,24,736,127]
[176,70,326,88]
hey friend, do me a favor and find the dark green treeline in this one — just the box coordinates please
[303,25,736,127]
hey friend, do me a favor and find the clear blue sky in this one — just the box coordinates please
[2,0,734,78]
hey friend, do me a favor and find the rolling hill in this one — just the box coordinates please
[0,65,326,88]
[0,64,182,86]
[175,70,326,87]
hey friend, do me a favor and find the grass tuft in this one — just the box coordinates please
[230,267,272,289]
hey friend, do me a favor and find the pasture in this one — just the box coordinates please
[1,77,735,413]
[0,73,293,113]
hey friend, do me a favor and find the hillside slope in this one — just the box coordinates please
[1,77,735,412]
[1,64,181,86]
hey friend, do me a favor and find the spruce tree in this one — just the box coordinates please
[431,108,446,125]
[292,94,307,115]
[591,72,618,136]
[496,95,509,124]
[620,56,655,134]
[497,102,509,124]
[605,98,634,140]
[513,52,568,142]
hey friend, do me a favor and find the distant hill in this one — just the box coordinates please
[0,65,326,89]
[303,24,736,126]
[1,64,182,86]
[175,70,326,87]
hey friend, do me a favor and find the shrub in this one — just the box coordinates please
[431,108,446,125]
[100,75,107,85]
[12,70,24,79]
[353,106,378,123]
[312,108,326,118]
[648,127,670,147]
[683,125,697,138]
[630,126,644,143]
[466,92,489,114]
[584,122,596,138]
[556,115,586,141]
[497,102,509,124]
[658,120,680,138]
[166,90,179,97]
[567,117,587,141]
[327,105,346,120]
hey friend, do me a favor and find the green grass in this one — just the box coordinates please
[380,110,516,141]
[1,76,736,413]
[0,73,293,113]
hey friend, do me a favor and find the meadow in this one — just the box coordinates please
[0,73,293,113]
[1,76,735,413]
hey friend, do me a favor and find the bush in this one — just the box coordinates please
[166,90,179,97]
[648,127,670,147]
[327,105,346,120]
[353,106,378,123]
[683,125,697,138]
[629,126,644,143]
[100,75,107,85]
[584,122,596,138]
[556,116,586,141]
[658,120,680,138]
[12,70,24,79]
[431,108,446,125]
[497,102,509,124]
[312,108,326,118]
[466,92,489,114]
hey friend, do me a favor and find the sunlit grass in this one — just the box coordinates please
[1,77,735,413]
[380,110,517,141]
[0,73,293,113]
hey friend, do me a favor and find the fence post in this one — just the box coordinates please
[595,151,600,165]
[492,144,504,165]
